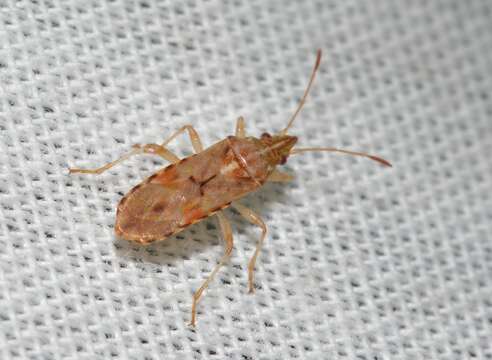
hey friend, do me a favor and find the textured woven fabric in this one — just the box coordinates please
[1,1,491,359]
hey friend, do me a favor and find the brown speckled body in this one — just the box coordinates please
[115,136,278,244]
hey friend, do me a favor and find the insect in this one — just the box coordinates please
[69,50,391,326]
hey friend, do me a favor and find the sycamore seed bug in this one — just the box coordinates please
[69,49,391,326]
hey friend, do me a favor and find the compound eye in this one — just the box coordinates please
[261,132,272,140]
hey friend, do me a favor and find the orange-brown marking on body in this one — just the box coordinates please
[181,207,207,227]
[211,202,231,213]
[178,153,198,166]
[183,202,231,227]
[147,173,158,182]
[180,197,206,227]
[154,164,179,183]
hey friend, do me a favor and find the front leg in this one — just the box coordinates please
[232,203,267,293]
[69,124,205,175]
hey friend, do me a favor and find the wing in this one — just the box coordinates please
[114,141,229,244]
[114,137,269,244]
[115,176,202,244]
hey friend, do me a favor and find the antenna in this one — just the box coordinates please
[290,147,392,167]
[279,49,322,136]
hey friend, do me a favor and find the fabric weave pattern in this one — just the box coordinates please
[0,1,491,359]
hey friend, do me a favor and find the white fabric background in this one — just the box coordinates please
[1,0,491,359]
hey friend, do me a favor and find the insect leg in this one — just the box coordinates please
[160,125,204,153]
[267,170,294,182]
[69,144,179,175]
[133,144,180,163]
[235,116,246,138]
[189,211,233,327]
[232,203,267,293]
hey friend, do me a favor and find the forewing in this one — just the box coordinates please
[115,180,199,244]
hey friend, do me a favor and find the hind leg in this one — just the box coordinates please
[189,211,233,327]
